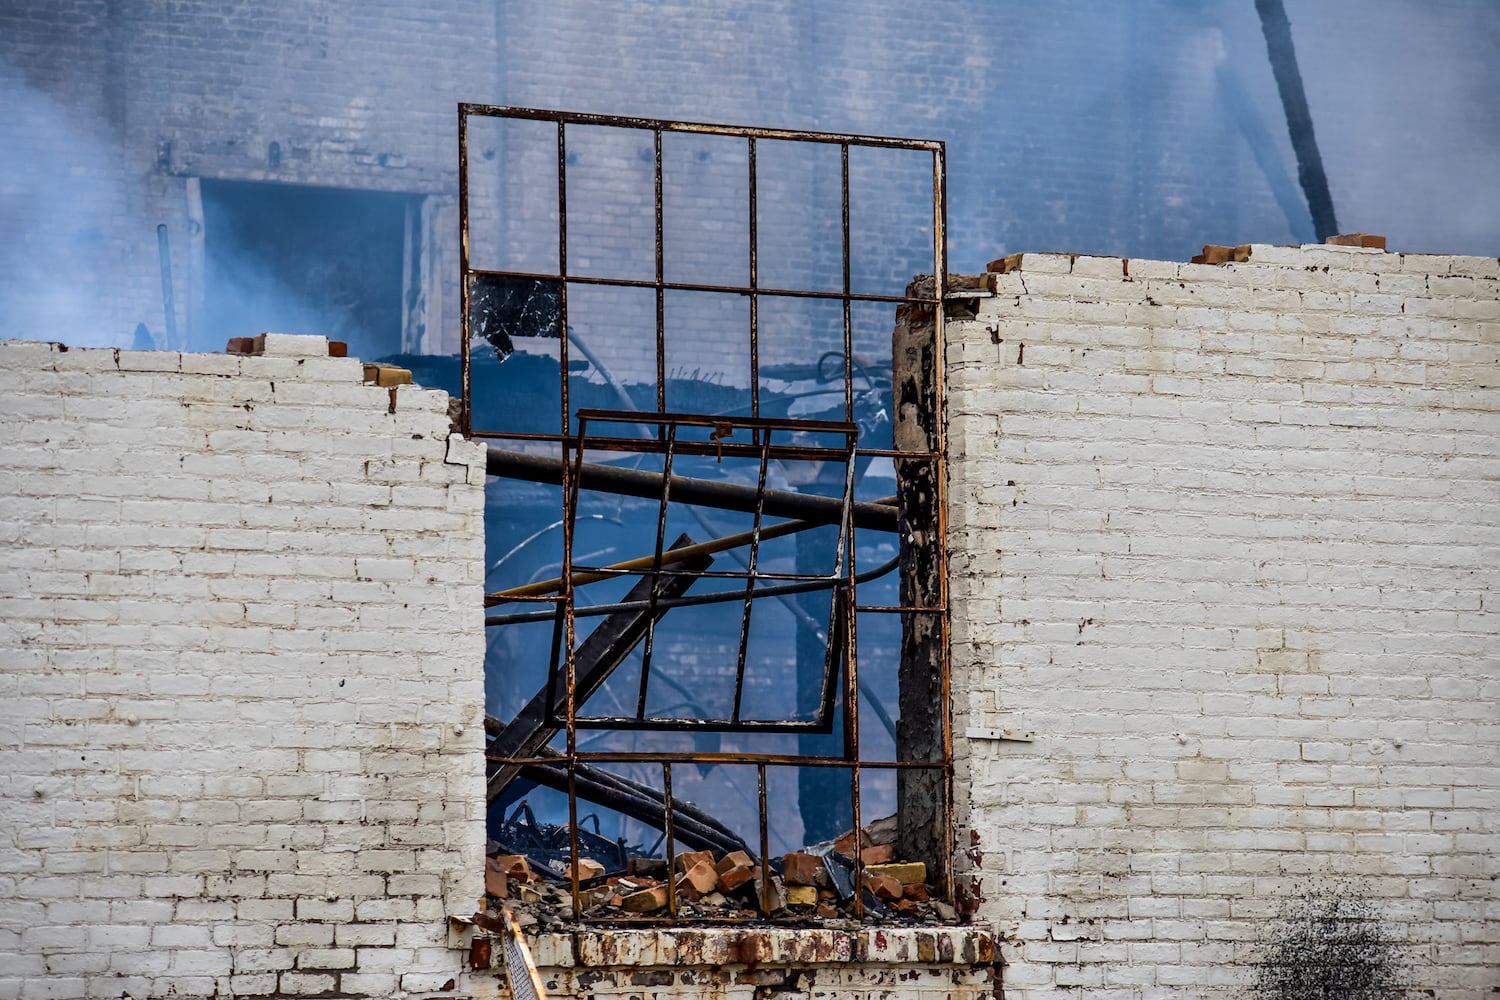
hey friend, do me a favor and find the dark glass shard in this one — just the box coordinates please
[467,274,562,362]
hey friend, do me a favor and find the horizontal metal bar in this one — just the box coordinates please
[559,752,947,768]
[491,508,863,602]
[570,716,831,733]
[578,408,859,435]
[486,447,897,532]
[465,267,937,305]
[570,438,851,463]
[486,554,897,625]
[459,103,945,152]
[463,431,943,463]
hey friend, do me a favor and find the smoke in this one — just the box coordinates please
[0,60,144,348]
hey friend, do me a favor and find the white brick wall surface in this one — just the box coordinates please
[0,340,487,999]
[945,246,1500,997]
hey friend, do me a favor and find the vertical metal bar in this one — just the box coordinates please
[731,428,773,723]
[654,128,666,417]
[567,763,582,920]
[757,763,770,916]
[747,136,759,422]
[840,143,853,422]
[663,763,678,917]
[558,121,571,437]
[457,107,472,436]
[562,419,583,899]
[636,422,676,718]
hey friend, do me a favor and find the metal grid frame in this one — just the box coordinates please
[462,104,950,922]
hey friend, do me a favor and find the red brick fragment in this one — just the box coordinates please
[780,852,822,887]
[715,850,753,875]
[717,864,755,894]
[675,859,718,901]
[1326,233,1387,250]
[675,849,713,874]
[862,872,903,901]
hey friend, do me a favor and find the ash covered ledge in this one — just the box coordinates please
[472,926,999,996]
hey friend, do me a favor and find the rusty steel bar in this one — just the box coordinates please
[756,763,770,916]
[663,763,678,917]
[485,447,896,533]
[841,143,853,422]
[729,430,772,723]
[488,751,946,769]
[460,103,944,152]
[457,108,472,436]
[654,127,666,416]
[465,265,936,306]
[748,136,759,419]
[635,421,677,719]
[486,555,895,632]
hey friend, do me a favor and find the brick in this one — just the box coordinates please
[674,860,718,901]
[714,850,753,875]
[716,864,755,894]
[864,861,926,886]
[1326,233,1387,250]
[779,851,822,886]
[619,885,669,913]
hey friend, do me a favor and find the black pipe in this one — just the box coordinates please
[1256,0,1339,242]
[486,446,899,533]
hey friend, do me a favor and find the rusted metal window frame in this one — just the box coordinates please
[461,104,951,921]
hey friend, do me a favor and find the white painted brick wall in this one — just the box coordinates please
[0,340,487,999]
[946,246,1500,997]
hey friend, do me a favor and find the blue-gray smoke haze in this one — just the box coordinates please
[0,0,1495,348]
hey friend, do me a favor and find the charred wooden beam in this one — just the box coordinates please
[485,716,751,858]
[893,281,948,879]
[486,535,713,802]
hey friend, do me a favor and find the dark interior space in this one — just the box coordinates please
[201,180,411,359]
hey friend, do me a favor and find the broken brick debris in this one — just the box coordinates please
[675,849,714,874]
[363,362,412,387]
[480,813,956,929]
[716,863,756,895]
[865,861,927,885]
[1325,232,1387,249]
[675,859,718,901]
[714,850,753,874]
[986,252,1024,273]
[780,851,822,886]
[1191,244,1252,265]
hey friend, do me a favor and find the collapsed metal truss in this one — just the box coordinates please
[460,104,950,921]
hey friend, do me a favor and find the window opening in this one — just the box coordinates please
[200,179,417,359]
[463,106,949,924]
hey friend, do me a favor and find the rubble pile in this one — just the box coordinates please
[479,813,959,929]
